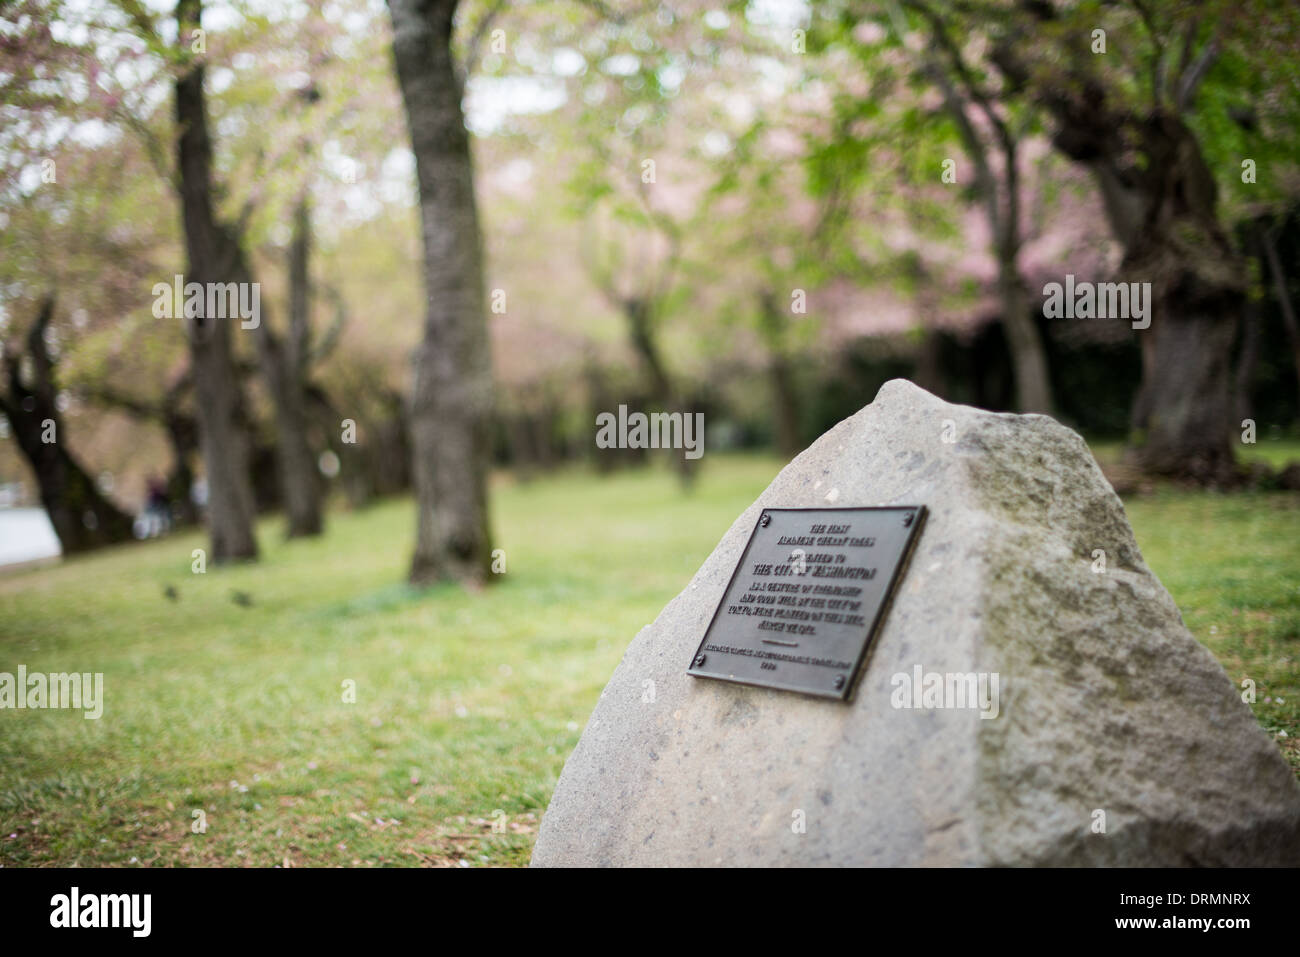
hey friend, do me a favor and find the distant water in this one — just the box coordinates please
[0,509,62,567]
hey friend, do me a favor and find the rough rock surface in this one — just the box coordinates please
[531,380,1300,866]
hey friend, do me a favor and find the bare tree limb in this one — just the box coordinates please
[460,0,509,79]
[1131,0,1167,106]
[114,104,178,190]
[309,282,348,365]
[1175,31,1220,112]
[24,294,57,400]
[892,0,1005,241]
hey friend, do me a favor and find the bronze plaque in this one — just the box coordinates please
[687,506,926,701]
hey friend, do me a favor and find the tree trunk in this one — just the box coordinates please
[161,391,201,528]
[175,0,259,560]
[256,196,324,538]
[624,295,673,405]
[759,290,803,458]
[920,34,1053,416]
[388,0,494,585]
[994,29,1241,482]
[1113,116,1242,482]
[80,371,200,528]
[0,297,134,553]
[997,259,1053,415]
[1129,309,1239,479]
[1233,295,1260,428]
[621,296,698,487]
[991,136,1052,416]
[769,356,801,459]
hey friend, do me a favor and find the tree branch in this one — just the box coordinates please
[461,0,509,80]
[1175,31,1220,112]
[309,282,348,365]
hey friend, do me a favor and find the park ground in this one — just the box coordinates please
[1,445,1298,867]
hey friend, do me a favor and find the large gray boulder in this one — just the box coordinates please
[531,380,1300,866]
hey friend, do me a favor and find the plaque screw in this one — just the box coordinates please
[903,511,914,527]
[760,513,771,528]
[694,654,707,667]
[834,675,846,690]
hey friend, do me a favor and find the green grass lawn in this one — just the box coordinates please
[1088,435,1300,472]
[1,452,1297,867]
